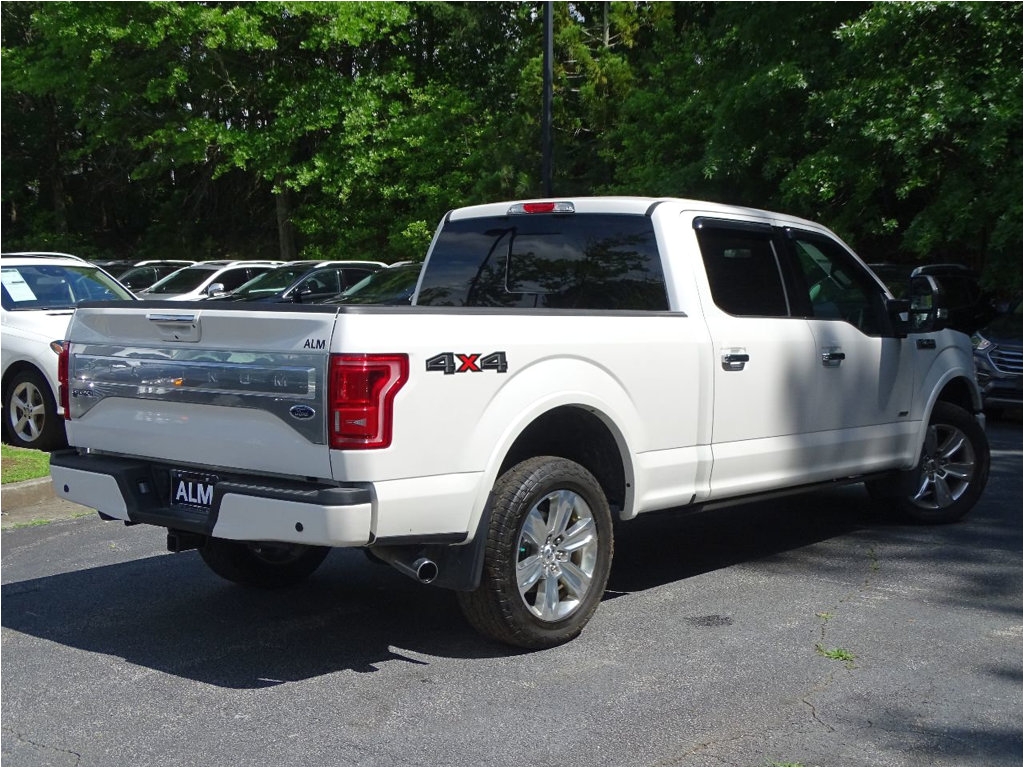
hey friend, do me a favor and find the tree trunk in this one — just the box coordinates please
[275,176,297,261]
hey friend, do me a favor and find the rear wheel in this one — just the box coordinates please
[2,369,66,451]
[870,402,990,524]
[457,456,613,649]
[199,538,329,588]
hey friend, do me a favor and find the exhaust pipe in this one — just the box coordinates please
[411,557,439,584]
[371,548,439,584]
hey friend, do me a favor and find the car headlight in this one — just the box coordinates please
[971,331,992,352]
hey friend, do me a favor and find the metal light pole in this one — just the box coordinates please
[542,1,553,197]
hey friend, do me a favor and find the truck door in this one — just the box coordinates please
[691,218,822,498]
[781,228,917,472]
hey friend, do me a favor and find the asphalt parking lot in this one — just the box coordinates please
[2,416,1021,767]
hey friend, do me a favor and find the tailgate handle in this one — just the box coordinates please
[148,312,201,342]
[148,313,197,323]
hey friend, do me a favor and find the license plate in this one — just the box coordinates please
[170,470,218,511]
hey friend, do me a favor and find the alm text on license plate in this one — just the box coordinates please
[171,470,218,511]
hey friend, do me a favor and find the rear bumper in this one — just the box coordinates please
[49,451,373,547]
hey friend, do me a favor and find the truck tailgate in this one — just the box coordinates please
[64,303,339,479]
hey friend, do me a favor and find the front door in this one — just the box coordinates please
[783,228,917,475]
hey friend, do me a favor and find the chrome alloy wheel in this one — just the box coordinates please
[10,379,47,443]
[516,489,599,622]
[910,420,978,510]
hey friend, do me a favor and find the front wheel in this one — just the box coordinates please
[457,456,614,649]
[880,402,990,524]
[199,538,330,588]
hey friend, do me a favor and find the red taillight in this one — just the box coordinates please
[328,354,408,449]
[57,341,71,419]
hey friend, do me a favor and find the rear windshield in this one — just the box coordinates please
[1,264,132,310]
[416,213,668,310]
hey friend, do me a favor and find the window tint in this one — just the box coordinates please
[787,231,886,335]
[417,214,668,310]
[695,225,789,317]
[299,269,341,295]
[219,268,260,292]
[341,268,375,289]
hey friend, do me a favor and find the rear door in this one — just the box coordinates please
[690,217,821,498]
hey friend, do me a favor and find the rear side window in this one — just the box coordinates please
[417,214,668,310]
[695,222,790,317]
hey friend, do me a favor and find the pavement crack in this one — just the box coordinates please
[1,726,82,766]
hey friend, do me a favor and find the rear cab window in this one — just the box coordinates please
[418,213,669,311]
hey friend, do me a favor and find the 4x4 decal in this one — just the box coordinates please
[426,351,508,375]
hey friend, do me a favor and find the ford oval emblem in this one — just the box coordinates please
[289,405,316,420]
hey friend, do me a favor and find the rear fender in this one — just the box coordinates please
[460,356,640,546]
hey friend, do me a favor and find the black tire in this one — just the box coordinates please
[874,402,990,524]
[199,538,330,588]
[2,368,67,451]
[457,456,614,649]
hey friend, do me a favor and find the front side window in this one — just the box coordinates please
[417,214,668,311]
[787,231,886,335]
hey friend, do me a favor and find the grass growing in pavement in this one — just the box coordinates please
[816,643,856,667]
[1,445,51,484]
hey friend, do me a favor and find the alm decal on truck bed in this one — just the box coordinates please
[426,352,508,375]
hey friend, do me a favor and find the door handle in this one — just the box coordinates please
[821,350,846,367]
[721,352,750,371]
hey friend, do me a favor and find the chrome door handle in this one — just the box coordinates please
[722,352,750,371]
[821,350,846,367]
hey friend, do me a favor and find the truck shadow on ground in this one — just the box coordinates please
[3,420,1019,690]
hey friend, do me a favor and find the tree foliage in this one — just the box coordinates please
[2,1,1020,290]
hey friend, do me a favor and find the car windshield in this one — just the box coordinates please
[1,263,132,310]
[232,266,313,298]
[145,265,219,294]
[328,265,420,305]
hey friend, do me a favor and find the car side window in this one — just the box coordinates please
[340,268,374,289]
[220,269,257,291]
[694,220,790,317]
[786,230,886,335]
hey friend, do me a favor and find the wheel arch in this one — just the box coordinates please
[497,405,631,520]
[2,357,61,411]
[933,374,981,414]
[909,372,986,468]
[409,400,634,594]
[2,358,48,392]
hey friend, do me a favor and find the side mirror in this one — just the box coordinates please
[903,275,949,334]
[205,282,226,297]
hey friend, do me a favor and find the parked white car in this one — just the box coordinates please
[1,252,135,450]
[137,261,280,301]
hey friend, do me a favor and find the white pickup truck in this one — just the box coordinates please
[50,197,990,648]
